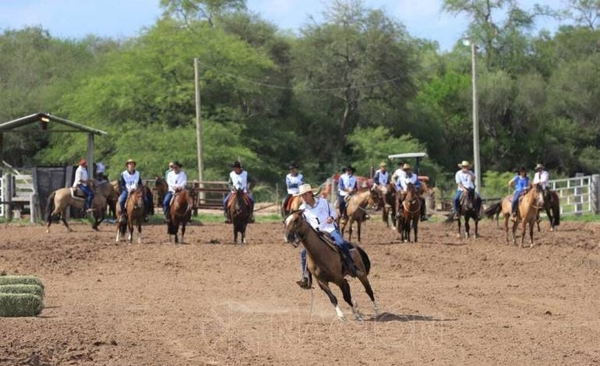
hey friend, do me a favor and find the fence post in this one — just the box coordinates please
[574,173,583,216]
[592,174,600,214]
[5,173,13,221]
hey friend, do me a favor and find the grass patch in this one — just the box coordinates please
[558,213,600,223]
[0,284,44,298]
[0,293,43,317]
[0,275,44,289]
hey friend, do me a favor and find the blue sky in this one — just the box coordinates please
[0,0,564,51]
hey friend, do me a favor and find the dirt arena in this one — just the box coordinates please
[1,216,599,366]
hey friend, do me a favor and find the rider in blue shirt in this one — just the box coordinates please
[508,166,530,221]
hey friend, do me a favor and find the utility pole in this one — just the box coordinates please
[471,42,481,193]
[194,58,204,201]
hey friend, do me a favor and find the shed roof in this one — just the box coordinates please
[0,112,107,136]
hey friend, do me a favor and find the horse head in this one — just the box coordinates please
[532,183,545,207]
[131,187,145,211]
[283,210,305,246]
[461,188,475,211]
[369,185,383,210]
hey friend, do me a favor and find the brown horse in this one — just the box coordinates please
[107,180,120,219]
[370,184,397,229]
[154,176,168,208]
[167,189,192,244]
[116,187,145,244]
[284,210,379,321]
[484,184,544,247]
[396,183,421,242]
[45,180,112,232]
[110,180,154,221]
[444,188,479,239]
[281,194,302,217]
[227,188,250,244]
[536,188,560,232]
[338,190,376,243]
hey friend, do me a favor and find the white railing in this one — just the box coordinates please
[548,175,597,216]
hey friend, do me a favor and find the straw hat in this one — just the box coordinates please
[534,163,544,170]
[296,184,314,196]
[402,163,412,170]
[458,160,471,168]
[125,159,136,166]
[379,161,387,168]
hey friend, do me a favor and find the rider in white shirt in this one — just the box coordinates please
[223,161,255,223]
[163,161,187,222]
[337,166,357,222]
[118,159,143,222]
[73,158,94,212]
[293,184,362,289]
[391,161,406,185]
[283,163,304,214]
[533,163,549,190]
[453,160,482,219]
[395,164,428,221]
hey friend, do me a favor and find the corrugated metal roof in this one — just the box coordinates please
[0,112,107,136]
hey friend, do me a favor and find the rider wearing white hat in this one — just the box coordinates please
[295,183,362,289]
[118,159,143,222]
[395,164,428,221]
[453,160,482,219]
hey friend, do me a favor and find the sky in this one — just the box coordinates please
[0,0,565,51]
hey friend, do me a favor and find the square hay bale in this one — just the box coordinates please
[0,284,44,298]
[0,293,43,317]
[0,275,44,289]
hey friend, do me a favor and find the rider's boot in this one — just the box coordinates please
[224,210,231,224]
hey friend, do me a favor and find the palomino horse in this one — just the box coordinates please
[284,210,379,321]
[370,184,396,229]
[116,187,145,244]
[45,180,112,232]
[445,188,479,238]
[281,194,302,217]
[338,190,376,243]
[167,189,192,244]
[484,184,545,247]
[536,188,560,232]
[227,188,250,244]
[396,183,420,242]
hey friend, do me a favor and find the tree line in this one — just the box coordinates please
[1,0,599,198]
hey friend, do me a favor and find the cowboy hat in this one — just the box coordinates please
[125,159,136,166]
[458,160,471,168]
[346,166,356,173]
[402,163,412,170]
[379,161,387,168]
[78,158,87,166]
[288,163,298,170]
[172,161,182,168]
[232,161,242,168]
[296,183,314,196]
[534,163,544,170]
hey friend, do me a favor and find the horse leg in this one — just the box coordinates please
[413,217,418,243]
[348,218,354,242]
[382,206,389,228]
[233,225,238,245]
[545,206,554,232]
[339,279,362,321]
[356,221,362,243]
[61,209,72,232]
[127,219,133,244]
[137,219,142,244]
[505,215,510,245]
[356,273,378,317]
[529,220,535,248]
[474,217,479,238]
[180,222,186,244]
[317,280,345,321]
[456,217,462,238]
[464,217,470,238]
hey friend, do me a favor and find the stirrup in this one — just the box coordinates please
[296,278,311,289]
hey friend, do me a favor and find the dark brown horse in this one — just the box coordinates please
[445,188,479,239]
[397,183,421,242]
[45,180,112,232]
[154,176,168,209]
[537,188,560,232]
[227,188,250,244]
[116,187,145,244]
[284,210,379,321]
[167,189,192,244]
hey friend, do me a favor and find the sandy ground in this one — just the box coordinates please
[1,215,599,366]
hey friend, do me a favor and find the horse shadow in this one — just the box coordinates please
[370,312,456,323]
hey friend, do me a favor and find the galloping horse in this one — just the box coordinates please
[371,184,396,229]
[484,184,544,247]
[397,183,420,242]
[537,188,560,232]
[445,188,479,238]
[338,190,376,243]
[167,189,192,244]
[227,188,250,244]
[284,210,379,321]
[45,180,112,232]
[116,186,145,244]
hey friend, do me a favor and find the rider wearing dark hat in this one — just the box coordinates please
[223,161,256,223]
[283,163,304,215]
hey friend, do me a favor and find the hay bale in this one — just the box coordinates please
[0,293,43,317]
[0,284,44,298]
[0,275,44,289]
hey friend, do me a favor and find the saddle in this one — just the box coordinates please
[344,194,353,203]
[70,187,87,200]
[227,191,251,208]
[285,196,296,213]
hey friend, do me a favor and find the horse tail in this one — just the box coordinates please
[356,246,371,276]
[484,202,501,219]
[552,193,560,226]
[45,191,56,222]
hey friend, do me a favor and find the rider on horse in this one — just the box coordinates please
[223,161,255,224]
[373,161,390,186]
[165,161,174,180]
[533,163,550,197]
[396,164,428,221]
[338,165,358,224]
[118,159,144,223]
[509,166,530,221]
[73,158,94,213]
[95,162,108,183]
[391,161,406,185]
[453,160,482,220]
[163,161,187,222]
[283,163,304,214]
[296,184,363,289]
